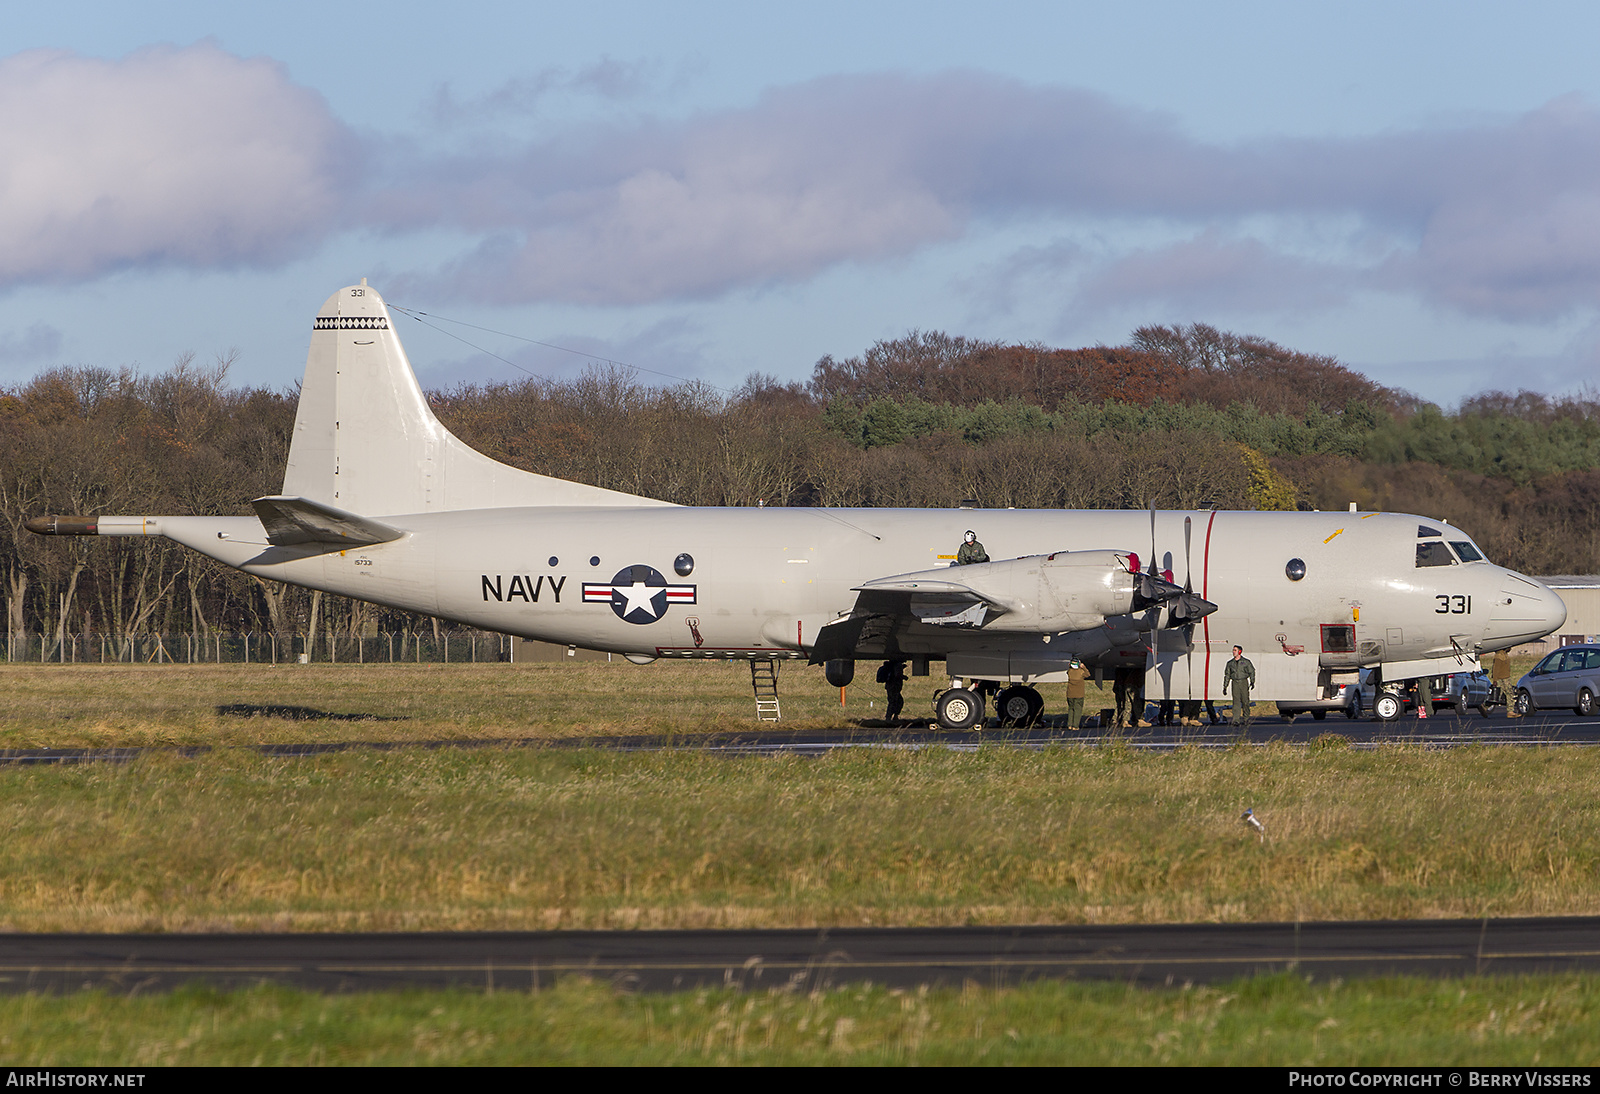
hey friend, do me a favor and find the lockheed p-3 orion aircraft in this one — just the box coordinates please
[28,283,1567,728]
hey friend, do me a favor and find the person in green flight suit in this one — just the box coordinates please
[1222,645,1256,726]
[956,530,989,565]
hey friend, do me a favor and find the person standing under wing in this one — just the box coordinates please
[1223,645,1256,727]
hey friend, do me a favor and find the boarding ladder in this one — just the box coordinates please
[751,659,781,721]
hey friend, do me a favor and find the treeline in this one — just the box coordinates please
[3,322,1598,641]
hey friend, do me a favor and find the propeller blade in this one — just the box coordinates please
[1183,516,1193,593]
[1148,501,1158,574]
[1181,514,1195,693]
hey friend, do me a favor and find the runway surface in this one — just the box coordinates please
[0,707,1595,765]
[4,918,1600,993]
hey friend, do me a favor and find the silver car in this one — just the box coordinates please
[1514,645,1600,716]
[1278,669,1370,721]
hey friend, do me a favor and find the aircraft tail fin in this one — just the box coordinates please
[281,282,673,515]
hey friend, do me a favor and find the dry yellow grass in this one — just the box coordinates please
[0,659,1171,747]
[7,655,1529,748]
[0,661,970,747]
[0,743,1595,932]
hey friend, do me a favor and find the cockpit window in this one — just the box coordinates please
[1449,540,1484,563]
[1416,541,1456,567]
[1418,525,1443,537]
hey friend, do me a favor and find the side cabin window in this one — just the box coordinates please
[1450,540,1485,562]
[1416,541,1455,567]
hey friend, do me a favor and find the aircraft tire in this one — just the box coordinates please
[1311,710,1327,721]
[1577,688,1595,717]
[935,688,983,730]
[995,685,1043,727]
[1375,693,1402,722]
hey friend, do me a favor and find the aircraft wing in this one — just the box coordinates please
[809,550,1214,665]
[851,576,1015,626]
[250,495,405,547]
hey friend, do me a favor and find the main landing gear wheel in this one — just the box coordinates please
[935,688,983,730]
[1311,710,1327,721]
[1577,687,1595,717]
[1374,692,1402,722]
[995,685,1044,727]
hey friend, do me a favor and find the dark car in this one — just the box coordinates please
[1514,645,1600,716]
[1431,670,1493,714]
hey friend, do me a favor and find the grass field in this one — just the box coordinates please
[0,658,1581,1066]
[0,740,1595,932]
[7,974,1600,1065]
[0,657,1344,748]
[0,661,986,747]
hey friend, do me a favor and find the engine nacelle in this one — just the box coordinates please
[972,549,1138,632]
[861,548,1215,634]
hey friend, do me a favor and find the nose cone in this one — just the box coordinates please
[1486,571,1567,649]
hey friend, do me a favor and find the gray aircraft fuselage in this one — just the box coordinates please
[138,502,1557,704]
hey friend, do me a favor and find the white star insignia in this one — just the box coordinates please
[618,581,663,620]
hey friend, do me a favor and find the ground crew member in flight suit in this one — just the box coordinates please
[877,659,906,726]
[1111,665,1149,727]
[1492,649,1516,716]
[1112,666,1131,727]
[1223,645,1256,726]
[1066,659,1090,729]
[956,530,989,565]
[1414,675,1432,719]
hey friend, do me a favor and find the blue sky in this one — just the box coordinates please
[6,2,1600,404]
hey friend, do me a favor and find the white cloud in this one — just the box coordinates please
[12,50,1600,332]
[377,74,1600,324]
[0,43,354,286]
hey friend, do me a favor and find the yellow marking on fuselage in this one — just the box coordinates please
[1324,529,1345,543]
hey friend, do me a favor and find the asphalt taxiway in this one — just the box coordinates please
[3,918,1600,993]
[0,707,1594,765]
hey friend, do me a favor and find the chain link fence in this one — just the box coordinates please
[2,632,517,665]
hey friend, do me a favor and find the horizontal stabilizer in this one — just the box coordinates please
[251,496,404,547]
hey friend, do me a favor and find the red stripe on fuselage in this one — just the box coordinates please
[1201,510,1217,701]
